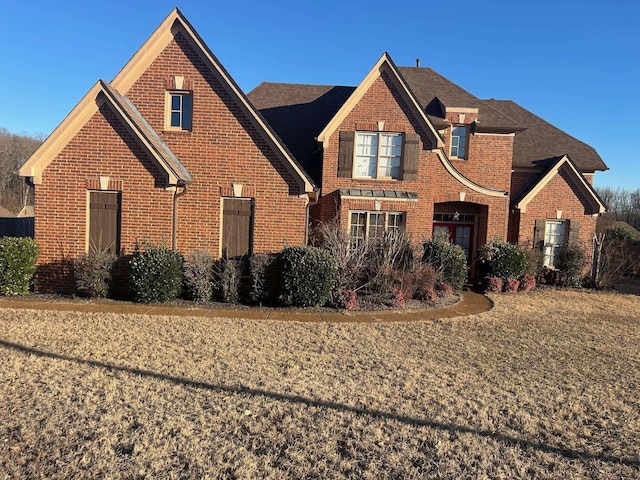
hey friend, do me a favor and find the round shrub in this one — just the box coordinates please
[422,237,467,291]
[279,245,337,307]
[478,240,528,281]
[129,243,183,303]
[0,237,39,295]
[183,250,215,302]
[75,250,117,298]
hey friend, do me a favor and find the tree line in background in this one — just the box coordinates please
[596,186,640,231]
[0,128,43,214]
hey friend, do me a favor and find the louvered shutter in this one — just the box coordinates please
[402,133,420,181]
[337,131,355,178]
[568,220,581,245]
[533,219,546,251]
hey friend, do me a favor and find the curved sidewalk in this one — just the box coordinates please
[0,291,492,323]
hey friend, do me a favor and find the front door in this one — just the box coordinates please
[433,222,474,265]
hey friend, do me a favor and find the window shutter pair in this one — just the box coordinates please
[533,219,581,249]
[337,131,421,180]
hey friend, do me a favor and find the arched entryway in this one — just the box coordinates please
[433,201,488,279]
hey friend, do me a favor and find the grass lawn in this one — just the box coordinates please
[1,289,639,478]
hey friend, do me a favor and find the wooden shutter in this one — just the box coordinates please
[337,131,355,178]
[402,133,420,181]
[533,219,545,251]
[568,220,581,245]
[222,198,253,258]
[89,191,120,254]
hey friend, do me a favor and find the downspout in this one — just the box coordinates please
[171,184,187,250]
[303,188,320,244]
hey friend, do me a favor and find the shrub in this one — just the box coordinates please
[484,276,503,293]
[0,237,39,295]
[215,258,242,304]
[557,242,586,286]
[422,234,467,291]
[280,245,337,307]
[505,278,520,293]
[364,231,416,297]
[413,262,439,301]
[391,289,405,308]
[605,225,639,242]
[249,253,280,304]
[343,290,357,310]
[183,250,215,302]
[129,242,183,303]
[522,247,544,275]
[435,282,454,298]
[520,273,536,292]
[478,240,528,282]
[75,250,117,298]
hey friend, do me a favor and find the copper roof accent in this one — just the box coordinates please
[338,188,419,200]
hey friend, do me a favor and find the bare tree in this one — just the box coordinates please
[0,128,43,212]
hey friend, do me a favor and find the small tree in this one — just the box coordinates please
[592,227,640,289]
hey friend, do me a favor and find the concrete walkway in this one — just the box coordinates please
[0,291,492,323]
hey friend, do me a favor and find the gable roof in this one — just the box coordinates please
[513,155,605,214]
[315,53,444,150]
[20,9,316,195]
[484,99,607,171]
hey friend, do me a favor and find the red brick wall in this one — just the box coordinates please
[34,32,308,293]
[515,165,597,251]
[314,71,512,247]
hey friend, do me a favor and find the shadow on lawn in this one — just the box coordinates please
[2,338,638,469]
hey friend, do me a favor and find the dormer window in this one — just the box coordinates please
[354,132,402,179]
[166,91,193,131]
[450,125,468,158]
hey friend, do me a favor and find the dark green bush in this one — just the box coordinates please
[75,250,117,298]
[183,250,215,302]
[129,242,183,303]
[422,236,467,291]
[249,253,280,304]
[0,237,39,295]
[605,225,639,242]
[280,245,337,307]
[478,240,528,281]
[557,242,587,286]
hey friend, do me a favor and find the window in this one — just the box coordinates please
[450,125,468,158]
[349,211,405,248]
[543,220,566,267]
[354,132,402,179]
[166,91,193,130]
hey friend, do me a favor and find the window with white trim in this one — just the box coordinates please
[450,125,468,158]
[543,220,566,267]
[349,211,405,249]
[354,132,402,179]
[166,91,193,130]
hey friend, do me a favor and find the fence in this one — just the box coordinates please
[0,217,34,238]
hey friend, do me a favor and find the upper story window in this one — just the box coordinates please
[166,91,193,131]
[354,132,403,179]
[450,125,468,158]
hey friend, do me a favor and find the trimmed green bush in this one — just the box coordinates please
[183,250,215,302]
[249,253,280,304]
[75,250,117,298]
[422,236,467,291]
[129,242,183,303]
[478,240,528,281]
[0,237,39,295]
[557,242,586,286]
[280,245,337,307]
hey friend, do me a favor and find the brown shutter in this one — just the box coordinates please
[89,191,120,254]
[533,219,545,251]
[222,198,253,258]
[337,131,355,178]
[402,133,420,181]
[568,220,581,245]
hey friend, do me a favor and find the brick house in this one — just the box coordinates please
[19,9,317,293]
[248,54,607,275]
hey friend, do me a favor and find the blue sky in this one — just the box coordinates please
[2,0,638,190]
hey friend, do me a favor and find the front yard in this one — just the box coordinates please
[1,289,639,478]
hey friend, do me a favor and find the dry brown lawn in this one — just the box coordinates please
[1,289,639,479]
